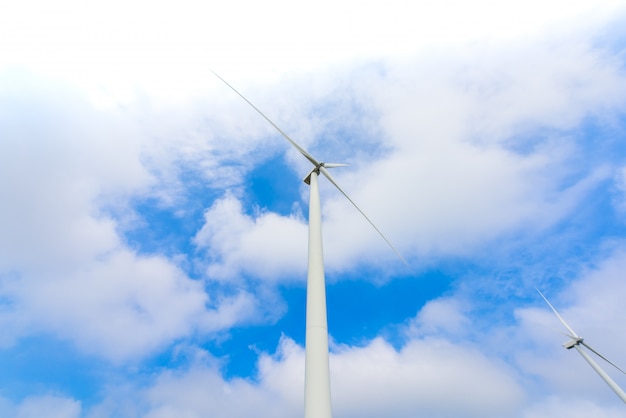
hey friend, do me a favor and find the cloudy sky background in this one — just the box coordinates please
[2,0,626,416]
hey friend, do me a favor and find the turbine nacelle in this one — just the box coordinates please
[563,337,582,350]
[559,330,584,350]
[304,163,348,185]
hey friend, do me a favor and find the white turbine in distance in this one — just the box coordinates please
[212,71,406,418]
[537,289,626,404]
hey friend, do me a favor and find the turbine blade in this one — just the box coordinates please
[581,341,626,374]
[559,330,578,340]
[318,165,407,265]
[536,289,580,339]
[322,163,349,168]
[211,70,320,167]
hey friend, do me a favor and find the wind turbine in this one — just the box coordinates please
[212,71,405,418]
[537,289,626,403]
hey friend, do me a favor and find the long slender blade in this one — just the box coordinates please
[581,341,626,374]
[323,163,349,168]
[210,70,320,167]
[318,165,407,265]
[536,289,580,339]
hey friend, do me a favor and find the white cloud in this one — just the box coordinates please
[194,193,308,281]
[17,251,207,359]
[83,333,524,418]
[321,38,626,262]
[0,74,146,271]
[330,337,523,418]
[14,395,81,418]
[2,0,623,95]
[407,297,471,337]
[0,73,264,360]
[521,396,625,418]
[142,366,291,418]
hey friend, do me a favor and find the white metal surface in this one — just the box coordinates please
[573,344,626,403]
[304,171,333,418]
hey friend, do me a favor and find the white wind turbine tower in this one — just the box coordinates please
[537,289,626,403]
[212,72,405,418]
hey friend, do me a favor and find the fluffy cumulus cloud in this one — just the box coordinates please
[5,251,209,360]
[330,338,524,418]
[406,297,472,338]
[194,193,308,281]
[355,41,626,251]
[75,333,522,418]
[0,72,264,361]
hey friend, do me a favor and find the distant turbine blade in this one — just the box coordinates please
[581,341,626,374]
[536,288,580,338]
[318,165,407,265]
[210,70,320,167]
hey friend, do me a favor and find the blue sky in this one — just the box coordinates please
[2,1,626,417]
